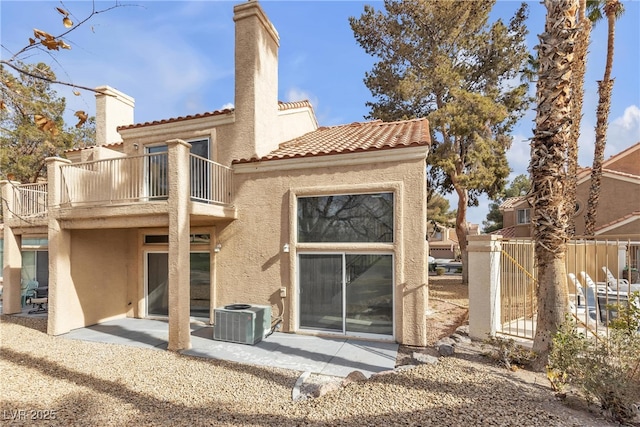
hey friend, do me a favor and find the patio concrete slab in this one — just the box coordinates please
[62,318,398,378]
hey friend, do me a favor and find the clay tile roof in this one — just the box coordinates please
[499,197,524,210]
[278,100,313,110]
[603,141,640,167]
[117,108,235,131]
[595,211,640,232]
[115,100,315,132]
[490,226,516,238]
[233,118,430,164]
[64,142,123,154]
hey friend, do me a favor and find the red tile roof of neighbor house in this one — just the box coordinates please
[499,197,525,210]
[577,167,640,182]
[490,226,517,238]
[233,118,431,164]
[595,211,640,232]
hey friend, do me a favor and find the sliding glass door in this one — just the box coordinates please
[146,252,211,318]
[299,253,393,336]
[145,139,209,201]
[147,252,169,316]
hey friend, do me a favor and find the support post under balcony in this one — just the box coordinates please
[167,139,192,351]
[1,180,23,314]
[46,157,74,335]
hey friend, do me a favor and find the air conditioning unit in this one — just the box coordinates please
[213,304,271,345]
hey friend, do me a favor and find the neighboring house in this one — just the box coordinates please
[494,142,640,240]
[494,196,534,238]
[1,1,431,350]
[492,143,640,273]
[428,223,480,260]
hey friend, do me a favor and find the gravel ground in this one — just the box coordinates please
[0,315,622,427]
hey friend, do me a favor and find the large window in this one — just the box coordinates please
[297,193,394,243]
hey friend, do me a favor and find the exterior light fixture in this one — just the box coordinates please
[214,243,222,253]
[283,243,290,253]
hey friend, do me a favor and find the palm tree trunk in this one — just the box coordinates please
[530,0,577,370]
[585,0,618,235]
[566,0,591,237]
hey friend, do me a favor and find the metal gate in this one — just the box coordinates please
[500,240,537,339]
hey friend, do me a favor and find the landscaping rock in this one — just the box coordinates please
[313,381,341,398]
[438,343,455,356]
[342,370,367,386]
[413,352,439,365]
[455,325,470,335]
[450,333,472,344]
[435,337,455,347]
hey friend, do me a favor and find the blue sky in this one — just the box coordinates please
[1,0,639,225]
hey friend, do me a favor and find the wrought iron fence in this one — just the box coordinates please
[499,237,638,340]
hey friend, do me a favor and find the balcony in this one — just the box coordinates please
[58,152,232,206]
[3,144,236,227]
[12,182,49,217]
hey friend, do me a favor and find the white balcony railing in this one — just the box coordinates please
[13,182,48,217]
[58,152,233,207]
[190,153,233,205]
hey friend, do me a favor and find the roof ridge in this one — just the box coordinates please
[117,108,234,131]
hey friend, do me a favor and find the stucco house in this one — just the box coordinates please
[495,142,640,241]
[1,1,431,350]
[428,223,479,261]
[493,142,640,276]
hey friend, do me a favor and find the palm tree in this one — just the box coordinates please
[584,0,624,235]
[566,0,592,237]
[529,0,577,368]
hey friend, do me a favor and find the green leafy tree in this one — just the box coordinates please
[0,3,124,139]
[350,0,531,283]
[427,192,456,238]
[0,63,95,183]
[483,174,531,233]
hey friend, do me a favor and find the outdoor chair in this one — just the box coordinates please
[20,280,38,307]
[602,266,640,293]
[28,298,48,314]
[579,272,614,294]
[568,273,597,322]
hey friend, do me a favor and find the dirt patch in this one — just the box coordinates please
[396,275,469,366]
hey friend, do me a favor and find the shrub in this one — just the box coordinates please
[435,267,446,276]
[547,294,640,423]
[483,335,536,371]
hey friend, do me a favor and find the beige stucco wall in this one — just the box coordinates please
[219,149,429,346]
[95,86,134,146]
[62,229,136,331]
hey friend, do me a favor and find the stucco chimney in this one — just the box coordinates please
[232,0,279,160]
[95,85,134,146]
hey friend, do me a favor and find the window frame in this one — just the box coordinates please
[297,192,395,244]
[516,208,531,225]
